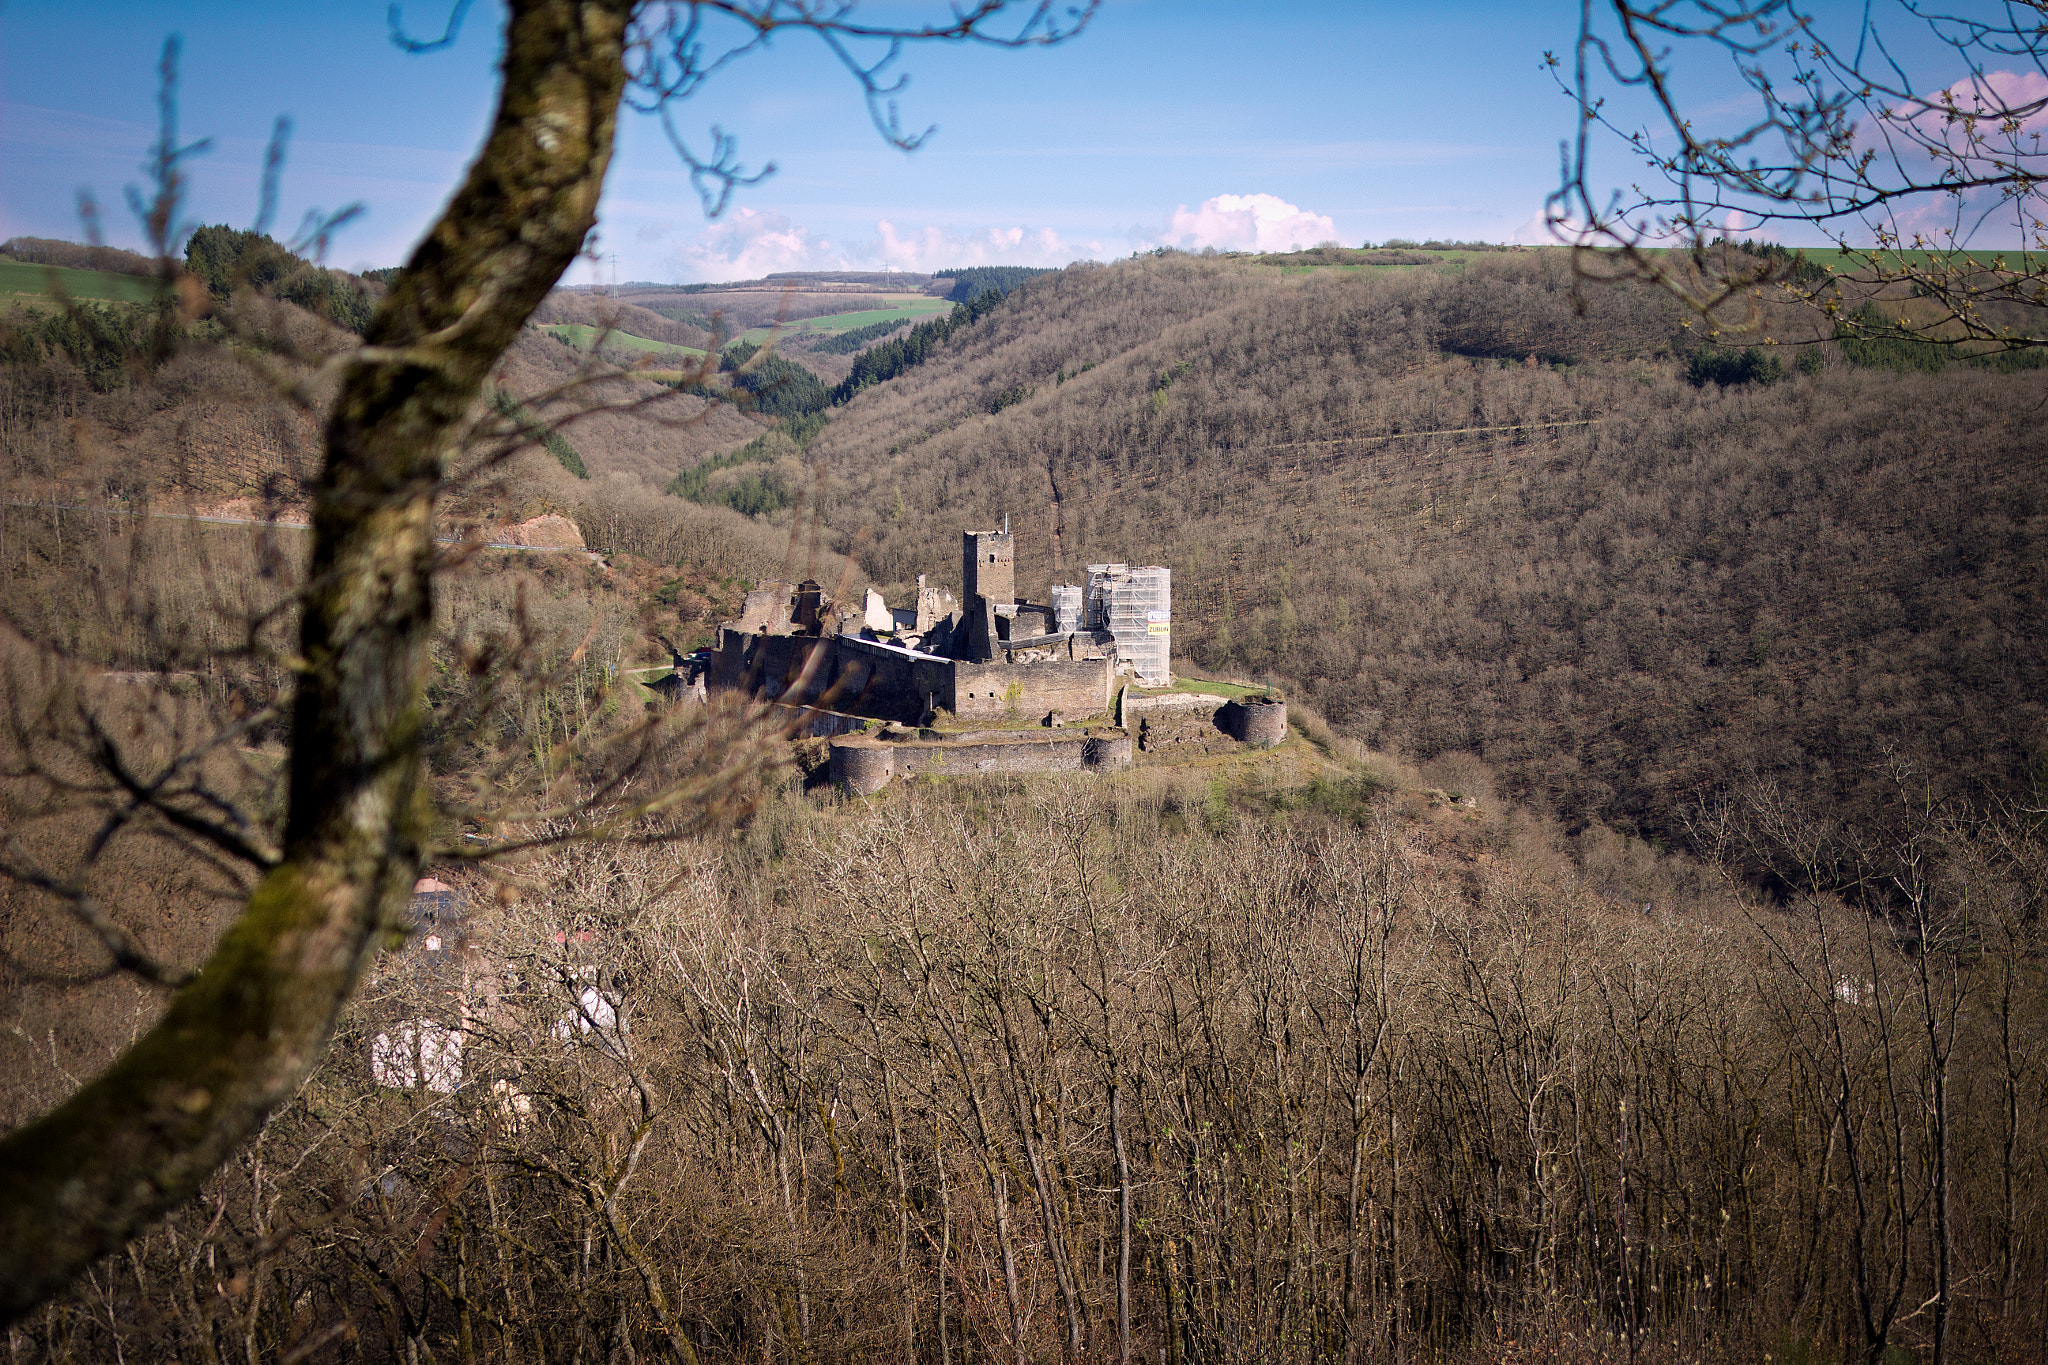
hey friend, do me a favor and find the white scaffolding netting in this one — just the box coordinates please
[1051,583,1084,635]
[1084,563,1126,632]
[1089,564,1169,685]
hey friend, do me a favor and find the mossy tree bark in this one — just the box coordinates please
[0,0,633,1321]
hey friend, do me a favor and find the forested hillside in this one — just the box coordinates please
[808,251,2046,835]
[5,235,2048,1365]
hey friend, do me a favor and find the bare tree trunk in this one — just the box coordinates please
[1111,1079,1133,1365]
[933,1106,954,1365]
[1000,1021,1085,1361]
[875,1052,918,1365]
[0,0,632,1321]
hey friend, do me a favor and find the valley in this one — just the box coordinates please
[2,234,2045,1365]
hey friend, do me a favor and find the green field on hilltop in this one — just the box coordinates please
[737,295,953,345]
[543,322,705,358]
[1254,246,1501,277]
[0,259,165,305]
[1794,246,2040,272]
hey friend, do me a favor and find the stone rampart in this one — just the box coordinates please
[1124,691,1223,718]
[1222,696,1290,747]
[829,742,895,795]
[953,657,1112,721]
[717,628,953,723]
[829,729,1132,793]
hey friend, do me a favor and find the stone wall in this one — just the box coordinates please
[1134,705,1237,759]
[1221,696,1290,746]
[952,657,1112,721]
[715,627,1116,727]
[831,635,956,721]
[1123,691,1223,719]
[716,628,954,723]
[829,730,1133,794]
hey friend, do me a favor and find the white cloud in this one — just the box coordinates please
[665,206,848,281]
[868,220,1105,273]
[1150,193,1340,253]
[1876,69,2048,248]
[660,210,1107,280]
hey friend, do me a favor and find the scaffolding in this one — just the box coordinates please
[1084,563,1127,631]
[1098,566,1170,685]
[1051,583,1084,634]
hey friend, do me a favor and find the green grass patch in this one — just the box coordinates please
[0,259,165,304]
[621,672,674,707]
[1146,677,1270,700]
[737,296,954,346]
[543,323,705,358]
[1795,247,2039,272]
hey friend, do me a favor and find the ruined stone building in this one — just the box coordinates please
[363,878,629,1098]
[710,525,1173,725]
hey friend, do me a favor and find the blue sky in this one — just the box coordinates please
[0,2,1998,284]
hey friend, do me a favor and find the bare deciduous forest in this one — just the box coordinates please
[7,779,2046,1365]
[807,251,2046,840]
[3,240,2046,1365]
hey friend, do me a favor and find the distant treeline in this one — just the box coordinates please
[183,226,379,335]
[834,287,1004,401]
[640,304,718,332]
[807,315,914,354]
[0,237,160,277]
[662,288,1013,518]
[1371,238,1518,250]
[934,265,1051,302]
[1708,235,1832,285]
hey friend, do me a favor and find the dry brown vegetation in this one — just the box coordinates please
[805,250,2046,840]
[3,240,2044,1364]
[614,274,947,332]
[8,772,2045,1365]
[0,291,824,574]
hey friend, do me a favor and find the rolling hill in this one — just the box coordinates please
[801,248,2047,838]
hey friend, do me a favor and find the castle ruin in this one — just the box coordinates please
[710,524,1174,725]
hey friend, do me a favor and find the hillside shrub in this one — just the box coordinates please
[664,426,805,517]
[1837,303,1952,373]
[184,225,376,335]
[0,237,158,277]
[717,342,832,421]
[1685,346,1784,387]
[489,387,587,479]
[935,265,1050,302]
[0,300,182,391]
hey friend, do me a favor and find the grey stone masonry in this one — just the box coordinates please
[962,528,1015,611]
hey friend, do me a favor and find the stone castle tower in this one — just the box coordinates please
[961,528,1014,609]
